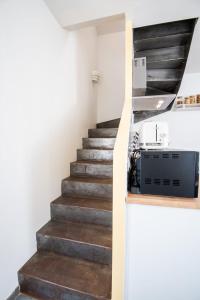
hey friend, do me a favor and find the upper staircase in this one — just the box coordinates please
[10,122,118,300]
[134,18,197,96]
[132,18,197,122]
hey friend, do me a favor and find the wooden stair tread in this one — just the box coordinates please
[52,196,112,211]
[37,220,112,248]
[64,176,112,184]
[71,160,113,165]
[19,251,111,299]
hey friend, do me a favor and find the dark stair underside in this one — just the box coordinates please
[133,18,197,96]
[133,18,197,122]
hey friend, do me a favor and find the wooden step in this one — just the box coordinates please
[51,196,112,227]
[18,251,111,300]
[88,128,118,138]
[82,138,115,150]
[37,221,112,264]
[70,160,113,178]
[62,176,113,199]
[77,149,113,161]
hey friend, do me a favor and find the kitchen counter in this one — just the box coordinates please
[127,193,200,209]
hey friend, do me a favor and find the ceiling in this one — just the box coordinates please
[44,0,200,73]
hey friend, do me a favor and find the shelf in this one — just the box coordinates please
[173,103,200,111]
[127,193,200,210]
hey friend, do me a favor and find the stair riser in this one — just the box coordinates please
[18,275,100,300]
[16,294,38,300]
[77,150,113,161]
[37,234,111,265]
[88,129,117,138]
[70,163,113,178]
[82,138,115,150]
[51,204,112,227]
[62,181,112,199]
[7,289,31,300]
[97,119,120,129]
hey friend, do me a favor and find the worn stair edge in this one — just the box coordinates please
[88,128,118,138]
[18,252,111,300]
[37,221,112,265]
[82,138,115,150]
[51,196,112,227]
[77,149,113,161]
[70,161,113,178]
[62,177,113,199]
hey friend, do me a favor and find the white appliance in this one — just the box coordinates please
[139,121,169,149]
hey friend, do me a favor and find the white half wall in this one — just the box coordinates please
[0,0,97,298]
[97,31,125,123]
[125,204,200,300]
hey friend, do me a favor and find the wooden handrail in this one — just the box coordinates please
[112,20,133,300]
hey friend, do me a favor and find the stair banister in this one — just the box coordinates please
[112,19,133,300]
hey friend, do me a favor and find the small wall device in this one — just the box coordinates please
[139,121,169,149]
[91,71,100,83]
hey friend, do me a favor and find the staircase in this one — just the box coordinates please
[134,18,197,96]
[132,18,197,122]
[11,122,118,300]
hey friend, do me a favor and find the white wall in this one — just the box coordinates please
[125,204,200,300]
[133,69,200,153]
[178,73,200,96]
[44,0,200,75]
[0,0,97,298]
[97,31,125,123]
[133,110,200,152]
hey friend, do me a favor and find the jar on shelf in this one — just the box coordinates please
[197,94,200,104]
[176,97,184,105]
[189,95,196,104]
[184,97,190,105]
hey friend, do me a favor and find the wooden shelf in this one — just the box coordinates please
[127,193,200,210]
[173,103,200,111]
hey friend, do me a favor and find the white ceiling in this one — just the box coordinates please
[44,0,200,73]
[44,0,199,28]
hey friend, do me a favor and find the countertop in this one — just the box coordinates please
[127,193,200,210]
